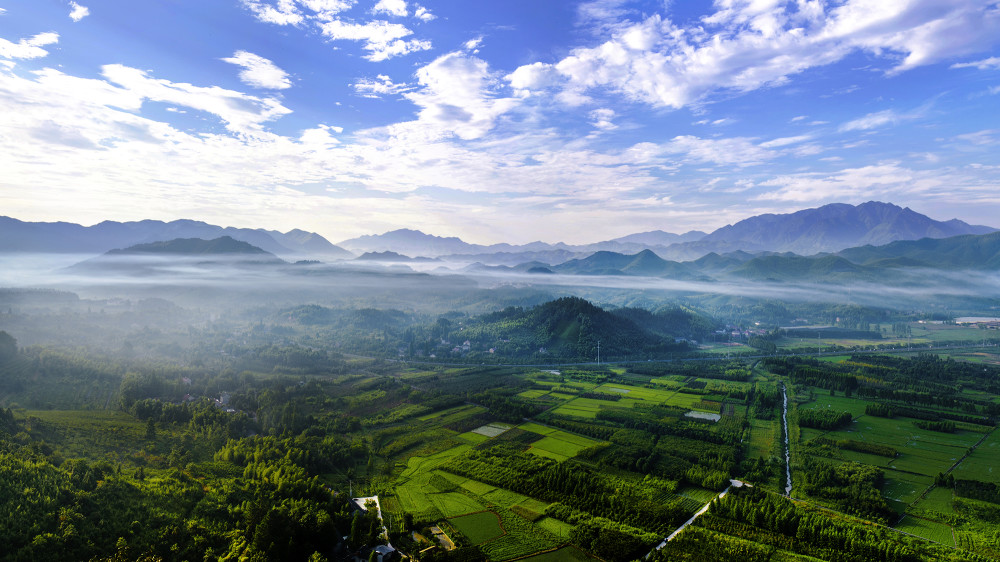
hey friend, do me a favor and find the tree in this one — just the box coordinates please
[0,330,17,362]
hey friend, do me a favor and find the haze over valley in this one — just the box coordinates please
[3,1,1000,561]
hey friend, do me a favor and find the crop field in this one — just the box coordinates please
[536,517,574,539]
[746,418,778,459]
[399,443,472,479]
[593,383,675,402]
[551,397,605,418]
[449,511,505,544]
[478,506,564,561]
[882,474,928,504]
[431,492,484,518]
[677,485,720,504]
[518,422,557,435]
[796,389,870,417]
[482,488,528,509]
[472,423,512,437]
[896,515,955,546]
[915,487,956,516]
[517,389,551,399]
[517,546,597,561]
[418,404,479,421]
[953,429,1000,480]
[528,430,601,461]
[456,431,491,444]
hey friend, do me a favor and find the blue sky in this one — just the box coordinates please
[1,0,999,245]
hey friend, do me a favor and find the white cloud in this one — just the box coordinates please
[839,109,900,132]
[318,19,431,61]
[464,37,483,51]
[69,2,90,22]
[402,51,519,140]
[353,74,410,97]
[507,1,1000,110]
[955,129,998,146]
[755,163,938,202]
[298,0,355,14]
[413,5,435,22]
[240,0,304,25]
[0,32,59,60]
[589,108,616,130]
[760,135,812,148]
[952,56,1000,70]
[97,64,291,136]
[222,50,292,90]
[372,0,406,17]
[663,135,776,167]
[241,0,430,60]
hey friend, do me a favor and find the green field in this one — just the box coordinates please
[528,430,601,461]
[896,515,955,546]
[953,429,1000,480]
[517,546,597,561]
[915,487,956,517]
[536,517,574,539]
[449,511,505,544]
[747,417,778,460]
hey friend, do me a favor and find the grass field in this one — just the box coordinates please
[953,429,1000,480]
[822,415,978,479]
[482,488,528,509]
[551,397,604,418]
[746,417,778,460]
[796,389,870,417]
[456,431,491,444]
[536,517,574,539]
[882,474,928,504]
[915,486,955,517]
[896,515,955,546]
[517,546,597,561]
[527,430,601,461]
[449,511,505,544]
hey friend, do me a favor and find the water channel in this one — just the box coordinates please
[781,382,792,495]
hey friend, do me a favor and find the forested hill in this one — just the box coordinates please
[455,297,693,360]
[105,236,279,257]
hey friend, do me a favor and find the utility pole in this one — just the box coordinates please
[597,341,601,365]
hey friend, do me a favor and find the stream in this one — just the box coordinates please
[781,382,792,496]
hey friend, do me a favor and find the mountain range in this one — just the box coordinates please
[3,202,995,267]
[0,217,352,258]
[336,202,994,262]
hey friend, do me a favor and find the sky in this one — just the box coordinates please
[1,0,999,245]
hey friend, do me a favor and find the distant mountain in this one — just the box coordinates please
[610,230,706,246]
[339,228,706,260]
[339,229,480,257]
[0,217,352,258]
[354,251,438,263]
[553,249,703,279]
[68,236,285,275]
[104,236,277,257]
[696,201,996,256]
[835,231,1000,269]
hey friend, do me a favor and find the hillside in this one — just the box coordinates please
[453,296,691,360]
[835,231,1000,269]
